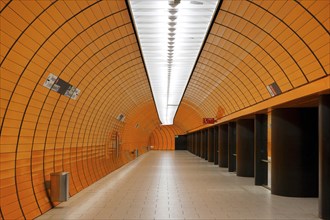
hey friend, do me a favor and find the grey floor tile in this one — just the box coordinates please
[35,151,319,220]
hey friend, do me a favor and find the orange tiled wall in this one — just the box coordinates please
[174,101,204,132]
[181,0,330,120]
[0,1,160,219]
[149,125,184,150]
[1,1,329,219]
[121,101,160,153]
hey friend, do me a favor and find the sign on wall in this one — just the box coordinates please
[43,73,80,100]
[266,82,282,97]
[203,118,217,124]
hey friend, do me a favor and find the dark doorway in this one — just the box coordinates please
[175,135,187,150]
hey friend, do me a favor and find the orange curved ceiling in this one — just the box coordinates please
[0,1,329,219]
[1,0,329,146]
[180,0,329,126]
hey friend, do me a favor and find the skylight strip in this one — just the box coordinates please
[129,0,219,125]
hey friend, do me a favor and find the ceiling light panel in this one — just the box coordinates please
[129,0,219,125]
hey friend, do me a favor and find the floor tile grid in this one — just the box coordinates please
[36,151,319,220]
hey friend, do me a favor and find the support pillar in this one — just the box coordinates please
[228,122,236,172]
[319,95,330,219]
[195,132,198,156]
[200,131,204,159]
[204,130,208,160]
[201,130,206,159]
[254,114,268,185]
[236,119,254,177]
[191,134,193,153]
[197,133,200,155]
[187,134,191,153]
[219,124,228,167]
[271,108,318,197]
[208,128,214,162]
[214,126,219,165]
[192,134,195,154]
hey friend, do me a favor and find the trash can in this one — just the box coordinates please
[50,172,69,202]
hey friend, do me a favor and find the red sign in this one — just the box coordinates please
[203,118,216,124]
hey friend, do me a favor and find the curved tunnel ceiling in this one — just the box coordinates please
[0,1,329,219]
[1,0,329,145]
[180,0,329,123]
[1,0,158,145]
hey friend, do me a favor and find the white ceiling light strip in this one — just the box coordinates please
[129,0,219,125]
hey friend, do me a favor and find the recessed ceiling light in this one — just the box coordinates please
[168,10,178,15]
[191,1,203,5]
[169,0,181,5]
[168,16,177,21]
[128,0,220,125]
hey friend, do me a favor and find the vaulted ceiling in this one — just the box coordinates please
[182,0,329,123]
[1,0,329,151]
[0,1,329,219]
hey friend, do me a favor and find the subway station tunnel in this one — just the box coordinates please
[0,0,329,219]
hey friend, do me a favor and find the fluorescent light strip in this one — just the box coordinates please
[129,0,219,125]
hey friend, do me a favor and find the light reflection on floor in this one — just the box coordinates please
[36,151,319,220]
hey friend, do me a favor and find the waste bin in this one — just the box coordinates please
[50,172,69,202]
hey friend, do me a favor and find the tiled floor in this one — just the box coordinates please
[36,151,319,220]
